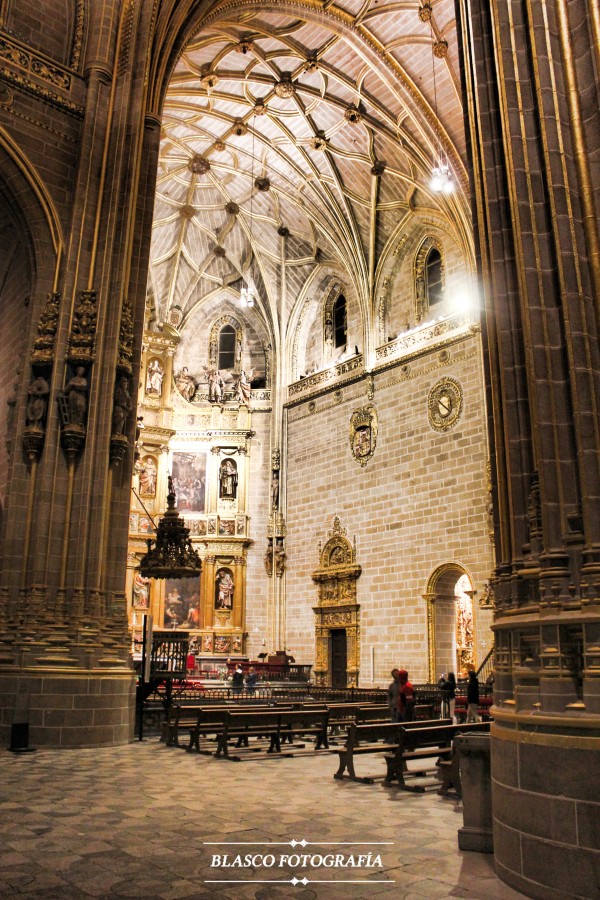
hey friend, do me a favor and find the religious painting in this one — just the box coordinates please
[129,513,138,533]
[232,635,242,653]
[138,515,153,534]
[215,567,234,610]
[171,452,206,512]
[349,405,378,467]
[219,519,235,536]
[236,516,245,536]
[139,454,158,498]
[164,577,200,630]
[202,633,213,653]
[208,516,217,534]
[189,518,207,536]
[214,635,231,654]
[132,570,150,609]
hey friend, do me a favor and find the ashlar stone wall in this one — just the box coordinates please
[284,329,494,686]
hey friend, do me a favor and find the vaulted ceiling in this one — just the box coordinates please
[148,1,470,343]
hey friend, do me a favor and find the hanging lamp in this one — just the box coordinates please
[138,476,202,579]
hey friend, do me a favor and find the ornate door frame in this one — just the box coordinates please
[312,517,361,686]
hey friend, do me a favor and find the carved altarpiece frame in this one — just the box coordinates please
[312,517,361,686]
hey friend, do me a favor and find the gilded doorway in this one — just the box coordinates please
[312,517,361,686]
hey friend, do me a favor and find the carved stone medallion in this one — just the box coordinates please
[428,377,463,431]
[349,405,377,466]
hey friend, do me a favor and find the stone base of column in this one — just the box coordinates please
[492,711,600,900]
[456,733,494,853]
[0,668,135,748]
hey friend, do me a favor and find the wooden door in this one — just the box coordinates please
[330,629,347,688]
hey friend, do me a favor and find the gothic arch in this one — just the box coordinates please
[415,236,445,323]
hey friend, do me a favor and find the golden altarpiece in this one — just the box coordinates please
[312,517,361,686]
[126,328,257,658]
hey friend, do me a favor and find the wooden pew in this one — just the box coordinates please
[214,708,331,760]
[277,709,329,750]
[333,718,450,783]
[384,720,491,791]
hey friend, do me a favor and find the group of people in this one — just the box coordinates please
[388,667,480,723]
[231,665,258,695]
[387,668,416,722]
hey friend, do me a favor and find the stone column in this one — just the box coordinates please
[457,1,600,896]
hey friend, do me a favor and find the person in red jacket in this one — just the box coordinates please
[397,669,415,721]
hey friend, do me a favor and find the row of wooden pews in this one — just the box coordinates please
[163,700,392,759]
[332,719,491,789]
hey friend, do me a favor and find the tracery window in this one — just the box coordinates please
[426,248,443,306]
[415,237,445,321]
[333,294,347,348]
[218,324,236,370]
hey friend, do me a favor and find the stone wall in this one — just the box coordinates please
[284,329,494,685]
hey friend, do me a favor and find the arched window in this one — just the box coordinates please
[426,248,443,306]
[218,324,236,370]
[333,294,347,348]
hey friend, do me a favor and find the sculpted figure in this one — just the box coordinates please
[65,367,88,427]
[112,376,132,435]
[26,375,50,425]
[175,367,196,402]
[235,368,252,404]
[146,359,164,396]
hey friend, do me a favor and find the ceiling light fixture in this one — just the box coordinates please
[427,19,453,195]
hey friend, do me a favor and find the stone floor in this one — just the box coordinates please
[0,738,527,899]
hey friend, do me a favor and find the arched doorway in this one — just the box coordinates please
[424,564,476,682]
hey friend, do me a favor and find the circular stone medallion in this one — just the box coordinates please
[428,377,463,431]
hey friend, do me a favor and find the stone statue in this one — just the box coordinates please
[65,367,88,427]
[175,366,196,402]
[205,367,224,402]
[219,459,238,499]
[26,375,50,425]
[112,375,132,435]
[234,368,252,404]
[235,336,243,364]
[145,359,164,396]
[275,541,286,577]
[271,470,279,510]
[139,455,157,497]
[215,569,234,609]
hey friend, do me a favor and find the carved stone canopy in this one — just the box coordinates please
[312,516,361,597]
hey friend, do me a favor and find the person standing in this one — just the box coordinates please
[466,670,480,722]
[387,668,400,722]
[231,665,244,696]
[444,672,457,722]
[246,667,258,695]
[397,669,415,722]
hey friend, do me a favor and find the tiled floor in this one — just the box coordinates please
[0,738,527,899]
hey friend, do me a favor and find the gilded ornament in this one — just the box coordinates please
[188,155,211,174]
[418,3,433,21]
[349,405,378,467]
[31,291,61,364]
[254,176,270,192]
[344,106,362,124]
[274,77,295,98]
[433,40,449,58]
[232,119,247,136]
[67,290,97,362]
[117,297,134,372]
[427,377,462,431]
